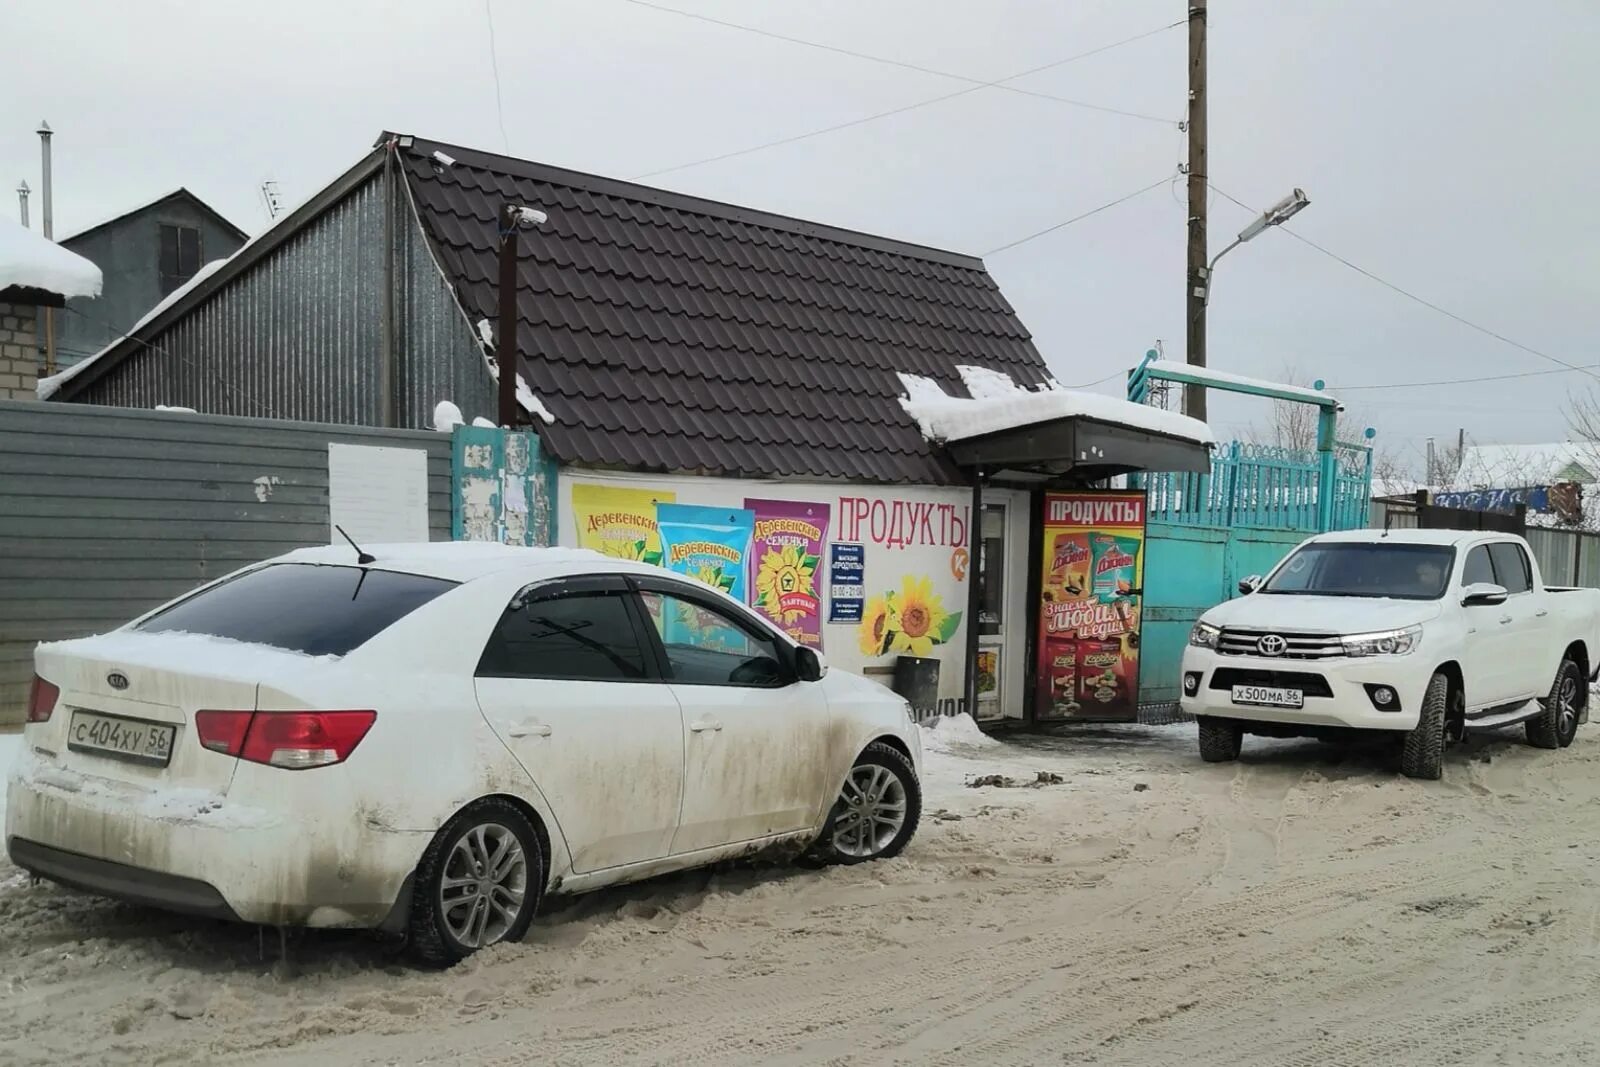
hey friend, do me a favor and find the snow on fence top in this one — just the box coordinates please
[898,367,1215,446]
[1145,360,1335,405]
[0,215,102,299]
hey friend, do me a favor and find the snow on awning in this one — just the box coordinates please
[0,215,102,300]
[899,367,1215,447]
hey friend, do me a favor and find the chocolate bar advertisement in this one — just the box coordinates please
[1036,491,1146,722]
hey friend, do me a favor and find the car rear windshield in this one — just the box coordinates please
[137,563,457,656]
[1261,543,1456,600]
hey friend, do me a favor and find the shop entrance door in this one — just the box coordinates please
[976,491,1029,721]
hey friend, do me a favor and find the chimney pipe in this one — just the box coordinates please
[37,121,53,239]
[16,181,29,228]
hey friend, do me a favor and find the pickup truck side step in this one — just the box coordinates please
[1462,700,1542,731]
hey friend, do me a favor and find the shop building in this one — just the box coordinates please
[39,133,1227,723]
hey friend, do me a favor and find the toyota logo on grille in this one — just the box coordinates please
[107,671,130,690]
[1256,634,1288,657]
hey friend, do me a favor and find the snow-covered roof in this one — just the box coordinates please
[1145,360,1335,405]
[898,366,1215,447]
[37,258,228,400]
[1455,443,1596,487]
[0,215,102,300]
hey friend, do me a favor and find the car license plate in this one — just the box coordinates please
[1230,685,1304,709]
[67,710,177,767]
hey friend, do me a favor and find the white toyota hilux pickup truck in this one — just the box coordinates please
[1180,529,1600,778]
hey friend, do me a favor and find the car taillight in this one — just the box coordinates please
[194,710,376,770]
[27,675,59,723]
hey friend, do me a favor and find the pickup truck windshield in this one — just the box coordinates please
[1262,542,1456,600]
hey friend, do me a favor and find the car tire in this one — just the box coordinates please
[1197,717,1243,762]
[1400,672,1450,780]
[407,798,544,967]
[810,742,921,865]
[1527,657,1583,751]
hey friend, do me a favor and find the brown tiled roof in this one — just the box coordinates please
[400,137,1052,485]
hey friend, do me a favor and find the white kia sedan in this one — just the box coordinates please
[5,543,922,964]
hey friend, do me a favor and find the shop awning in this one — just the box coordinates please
[899,368,1213,484]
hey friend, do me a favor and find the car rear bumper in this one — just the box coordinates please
[5,745,430,929]
[6,836,242,921]
[1178,648,1425,731]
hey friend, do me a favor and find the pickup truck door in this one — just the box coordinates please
[1489,541,1549,700]
[1460,544,1516,708]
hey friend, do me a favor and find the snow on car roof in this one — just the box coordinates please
[1311,528,1516,547]
[278,542,619,582]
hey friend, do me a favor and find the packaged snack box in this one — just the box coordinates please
[1091,534,1139,604]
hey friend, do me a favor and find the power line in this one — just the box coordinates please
[630,23,1184,183]
[1333,362,1600,391]
[1209,183,1600,385]
[619,0,1181,122]
[981,173,1175,256]
[484,0,511,153]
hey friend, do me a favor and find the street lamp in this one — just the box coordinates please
[1199,188,1309,305]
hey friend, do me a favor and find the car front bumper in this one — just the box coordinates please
[1178,647,1425,731]
[5,744,430,929]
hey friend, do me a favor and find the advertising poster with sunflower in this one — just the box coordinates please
[656,503,756,652]
[570,484,676,563]
[745,498,829,649]
[1036,490,1146,722]
[857,575,962,659]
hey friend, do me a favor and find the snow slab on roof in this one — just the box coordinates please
[1145,360,1334,405]
[898,369,1214,447]
[37,258,228,400]
[0,215,102,299]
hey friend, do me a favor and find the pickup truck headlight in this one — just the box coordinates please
[1341,625,1421,657]
[1189,621,1222,649]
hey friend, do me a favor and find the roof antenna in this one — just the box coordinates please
[334,524,376,565]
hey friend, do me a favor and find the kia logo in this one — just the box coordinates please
[107,671,130,690]
[1256,634,1288,657]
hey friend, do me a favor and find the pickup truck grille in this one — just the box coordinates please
[1218,628,1343,660]
[1209,668,1334,698]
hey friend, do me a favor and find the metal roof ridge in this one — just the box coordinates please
[392,132,988,273]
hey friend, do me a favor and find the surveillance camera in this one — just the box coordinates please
[514,206,548,229]
[431,150,456,168]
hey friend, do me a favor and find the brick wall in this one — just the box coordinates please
[0,302,40,400]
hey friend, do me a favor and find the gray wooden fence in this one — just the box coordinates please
[1370,499,1600,588]
[0,399,451,724]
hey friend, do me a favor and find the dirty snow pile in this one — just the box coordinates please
[0,215,102,300]
[918,712,1000,755]
[898,365,1214,446]
[432,400,465,432]
[0,730,20,827]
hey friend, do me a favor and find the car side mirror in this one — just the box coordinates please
[1238,575,1263,596]
[795,647,827,683]
[1461,582,1509,607]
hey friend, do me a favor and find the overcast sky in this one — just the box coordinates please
[5,0,1597,472]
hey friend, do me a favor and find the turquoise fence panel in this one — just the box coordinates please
[1141,438,1371,533]
[451,426,557,545]
[1140,521,1229,707]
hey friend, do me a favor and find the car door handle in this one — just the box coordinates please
[1499,616,1514,625]
[1536,610,1549,618]
[689,718,723,733]
[508,721,552,738]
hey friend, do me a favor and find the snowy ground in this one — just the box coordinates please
[3,720,1600,1065]
[0,730,19,830]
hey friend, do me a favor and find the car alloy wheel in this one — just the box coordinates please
[831,763,908,859]
[438,822,529,949]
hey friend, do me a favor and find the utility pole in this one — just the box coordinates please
[1184,1,1208,422]
[496,204,519,429]
[38,121,56,376]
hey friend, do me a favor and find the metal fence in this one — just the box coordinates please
[0,399,452,723]
[1144,440,1373,532]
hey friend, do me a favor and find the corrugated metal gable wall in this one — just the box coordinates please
[69,171,494,429]
[0,399,453,723]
